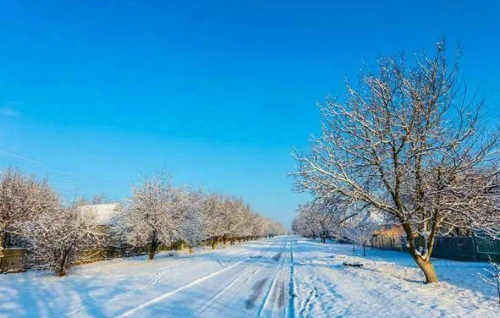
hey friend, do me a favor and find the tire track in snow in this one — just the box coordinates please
[67,256,194,316]
[115,240,280,318]
[117,259,246,317]
[194,239,284,315]
[287,239,296,318]
[256,240,289,318]
[116,249,256,318]
[196,265,264,315]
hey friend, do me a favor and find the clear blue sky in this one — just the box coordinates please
[1,1,499,227]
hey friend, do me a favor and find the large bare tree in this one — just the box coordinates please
[293,42,499,283]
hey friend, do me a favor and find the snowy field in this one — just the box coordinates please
[1,236,499,318]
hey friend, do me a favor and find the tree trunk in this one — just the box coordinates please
[56,267,66,276]
[415,257,438,283]
[0,227,6,249]
[363,244,366,257]
[402,223,439,283]
[149,239,158,260]
[211,238,217,249]
[57,247,71,276]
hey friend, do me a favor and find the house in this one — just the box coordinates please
[371,224,406,251]
[75,203,124,263]
[77,203,122,227]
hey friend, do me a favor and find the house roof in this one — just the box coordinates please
[77,203,121,225]
[373,224,405,237]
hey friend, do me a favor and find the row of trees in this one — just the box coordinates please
[115,175,286,261]
[292,198,380,255]
[0,169,286,276]
[292,41,499,283]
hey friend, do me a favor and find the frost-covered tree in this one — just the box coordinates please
[21,202,107,276]
[292,198,352,241]
[292,203,321,238]
[203,194,229,248]
[177,189,206,250]
[343,212,381,256]
[223,198,258,243]
[0,169,59,248]
[293,41,499,283]
[113,175,285,255]
[115,176,191,260]
[202,193,285,246]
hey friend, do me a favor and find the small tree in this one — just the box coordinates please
[22,203,106,276]
[115,175,189,260]
[203,194,229,249]
[178,189,206,251]
[0,169,59,248]
[343,212,380,256]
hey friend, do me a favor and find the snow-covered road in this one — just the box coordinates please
[1,236,499,317]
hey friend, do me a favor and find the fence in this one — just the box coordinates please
[371,235,500,262]
[371,235,404,251]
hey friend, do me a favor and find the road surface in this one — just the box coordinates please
[1,236,498,317]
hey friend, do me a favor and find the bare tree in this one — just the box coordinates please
[0,169,59,248]
[293,41,499,283]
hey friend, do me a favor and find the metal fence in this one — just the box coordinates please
[371,235,500,262]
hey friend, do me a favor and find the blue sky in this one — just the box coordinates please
[1,1,499,227]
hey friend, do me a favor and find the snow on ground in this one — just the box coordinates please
[0,236,498,318]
